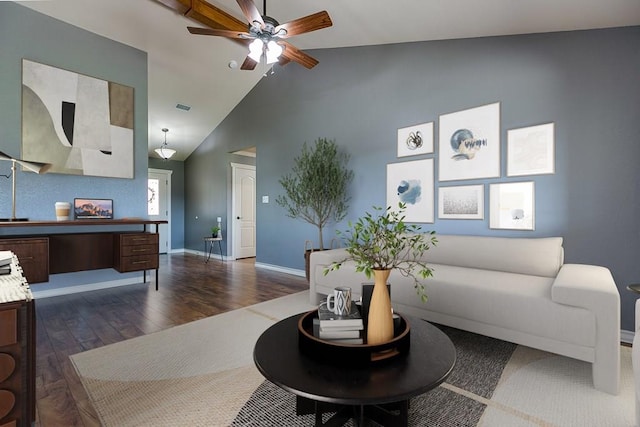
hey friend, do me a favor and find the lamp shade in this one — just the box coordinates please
[0,150,51,174]
[266,41,283,64]
[155,147,176,160]
[248,39,264,62]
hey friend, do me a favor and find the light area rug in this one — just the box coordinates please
[70,291,635,427]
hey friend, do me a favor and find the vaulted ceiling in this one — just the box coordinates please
[19,0,640,160]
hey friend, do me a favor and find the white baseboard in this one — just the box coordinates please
[621,329,634,344]
[31,276,145,299]
[254,262,305,277]
[183,248,226,261]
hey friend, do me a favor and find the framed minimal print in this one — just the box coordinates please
[438,102,500,181]
[397,122,434,157]
[22,59,134,179]
[489,182,534,230]
[438,185,484,220]
[507,122,555,176]
[386,158,434,223]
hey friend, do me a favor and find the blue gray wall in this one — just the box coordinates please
[185,26,640,331]
[0,3,149,290]
[0,3,148,220]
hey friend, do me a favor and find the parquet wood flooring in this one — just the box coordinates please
[33,253,308,427]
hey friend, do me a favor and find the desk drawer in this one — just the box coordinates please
[119,244,157,257]
[0,238,49,284]
[116,254,159,272]
[119,233,158,246]
[114,233,159,273]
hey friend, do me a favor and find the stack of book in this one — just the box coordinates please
[314,300,364,344]
[0,251,12,275]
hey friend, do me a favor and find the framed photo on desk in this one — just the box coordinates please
[74,198,113,219]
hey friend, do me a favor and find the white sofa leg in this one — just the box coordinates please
[593,358,620,395]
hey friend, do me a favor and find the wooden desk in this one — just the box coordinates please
[0,219,167,290]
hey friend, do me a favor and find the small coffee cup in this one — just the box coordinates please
[326,286,352,316]
[55,202,71,221]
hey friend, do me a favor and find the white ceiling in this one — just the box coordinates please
[18,0,640,161]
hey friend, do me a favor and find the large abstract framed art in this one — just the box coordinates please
[21,59,134,179]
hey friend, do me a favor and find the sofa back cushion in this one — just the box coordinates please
[425,235,564,278]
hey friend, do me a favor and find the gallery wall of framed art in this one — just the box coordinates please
[388,102,555,230]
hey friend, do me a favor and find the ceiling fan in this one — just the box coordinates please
[187,0,332,70]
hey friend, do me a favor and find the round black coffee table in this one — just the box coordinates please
[254,313,456,427]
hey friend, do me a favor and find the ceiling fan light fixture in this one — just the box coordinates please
[248,38,264,62]
[266,40,282,64]
[155,128,176,160]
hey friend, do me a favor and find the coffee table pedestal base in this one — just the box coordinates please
[296,396,409,427]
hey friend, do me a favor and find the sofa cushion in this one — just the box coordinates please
[424,235,564,278]
[391,263,595,348]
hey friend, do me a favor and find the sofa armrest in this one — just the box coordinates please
[551,263,620,394]
[552,264,619,311]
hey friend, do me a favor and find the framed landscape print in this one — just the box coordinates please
[438,184,484,220]
[507,122,555,176]
[438,102,500,182]
[386,158,434,223]
[22,59,134,179]
[397,122,434,157]
[489,181,535,230]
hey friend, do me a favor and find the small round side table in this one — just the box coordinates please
[627,284,640,294]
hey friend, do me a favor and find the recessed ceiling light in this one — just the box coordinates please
[176,103,191,111]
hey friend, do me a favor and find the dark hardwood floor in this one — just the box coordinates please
[34,253,309,427]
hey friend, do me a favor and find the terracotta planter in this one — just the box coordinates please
[367,269,394,345]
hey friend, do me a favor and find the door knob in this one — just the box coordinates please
[237,216,241,219]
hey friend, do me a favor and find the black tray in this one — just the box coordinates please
[297,309,411,365]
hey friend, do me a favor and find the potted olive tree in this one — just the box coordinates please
[326,204,437,344]
[276,138,354,280]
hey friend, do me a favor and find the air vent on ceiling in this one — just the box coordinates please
[176,103,191,111]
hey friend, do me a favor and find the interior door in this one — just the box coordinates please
[148,169,172,254]
[232,163,256,259]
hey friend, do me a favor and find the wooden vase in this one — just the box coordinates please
[367,269,394,345]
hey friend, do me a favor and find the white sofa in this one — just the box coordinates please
[310,234,621,395]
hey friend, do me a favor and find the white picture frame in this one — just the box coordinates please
[507,123,555,176]
[489,181,535,230]
[386,158,434,223]
[438,185,484,220]
[397,122,434,157]
[438,102,501,182]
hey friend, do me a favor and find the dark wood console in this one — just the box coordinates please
[0,220,166,290]
[0,257,36,427]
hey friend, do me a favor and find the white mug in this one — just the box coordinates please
[326,286,352,316]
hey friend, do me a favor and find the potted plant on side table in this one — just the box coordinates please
[211,226,221,238]
[325,204,437,345]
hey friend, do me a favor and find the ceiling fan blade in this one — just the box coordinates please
[186,0,248,32]
[275,11,332,38]
[240,56,258,70]
[280,41,319,69]
[187,26,249,39]
[236,0,264,27]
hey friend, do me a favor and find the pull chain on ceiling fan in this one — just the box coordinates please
[187,0,332,70]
